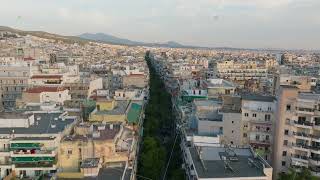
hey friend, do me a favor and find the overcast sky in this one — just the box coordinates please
[0,0,319,49]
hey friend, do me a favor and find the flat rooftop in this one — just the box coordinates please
[94,101,129,115]
[189,146,271,179]
[197,112,223,122]
[59,167,131,180]
[0,112,76,135]
[242,94,275,102]
[206,79,236,88]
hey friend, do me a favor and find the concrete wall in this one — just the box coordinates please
[273,86,298,178]
[222,112,242,146]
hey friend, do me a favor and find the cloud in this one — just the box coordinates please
[0,0,319,49]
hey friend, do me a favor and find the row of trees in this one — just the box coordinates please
[278,168,318,180]
[138,52,184,180]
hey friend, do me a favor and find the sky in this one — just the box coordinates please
[0,0,320,49]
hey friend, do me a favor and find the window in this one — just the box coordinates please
[219,127,223,134]
[243,133,247,137]
[232,130,234,133]
[265,114,271,121]
[252,113,257,118]
[59,94,61,98]
[232,121,234,124]
[286,105,291,111]
[256,135,260,140]
[230,141,234,145]
[282,161,286,166]
[284,130,289,135]
[268,106,272,111]
[266,135,270,141]
[245,113,249,117]
[282,151,287,156]
[67,149,72,155]
[283,140,288,146]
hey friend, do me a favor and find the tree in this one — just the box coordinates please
[140,137,166,180]
[278,167,315,180]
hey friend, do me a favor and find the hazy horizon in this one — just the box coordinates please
[1,0,320,50]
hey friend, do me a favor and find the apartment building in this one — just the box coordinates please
[122,74,147,88]
[217,60,268,82]
[203,78,237,98]
[181,143,273,180]
[0,64,30,109]
[16,86,71,107]
[241,95,276,164]
[0,109,77,179]
[89,100,129,123]
[273,85,320,178]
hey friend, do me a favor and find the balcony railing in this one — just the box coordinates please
[294,121,313,127]
[293,154,308,160]
[292,143,311,150]
[293,132,313,139]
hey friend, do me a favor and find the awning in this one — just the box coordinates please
[12,157,54,163]
[10,143,41,150]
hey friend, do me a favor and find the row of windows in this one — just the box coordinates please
[244,113,271,121]
[0,80,25,84]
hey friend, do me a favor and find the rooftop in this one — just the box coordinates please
[242,94,275,102]
[206,79,236,88]
[189,146,271,179]
[31,75,63,79]
[94,101,129,115]
[0,112,76,135]
[298,92,320,101]
[26,86,66,93]
[59,166,131,180]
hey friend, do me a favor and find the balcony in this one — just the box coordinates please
[293,132,312,141]
[292,143,310,152]
[291,154,309,167]
[311,146,320,154]
[249,119,272,126]
[293,121,313,129]
[297,108,315,115]
[249,139,271,146]
[14,162,56,171]
[13,157,57,170]
[314,124,320,131]
[10,149,56,157]
[312,136,320,143]
[309,157,320,166]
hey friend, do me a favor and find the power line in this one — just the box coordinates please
[162,133,178,180]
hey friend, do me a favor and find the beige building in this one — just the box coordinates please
[59,123,132,172]
[216,60,268,82]
[16,86,71,107]
[273,85,320,178]
[122,74,147,88]
[241,95,276,164]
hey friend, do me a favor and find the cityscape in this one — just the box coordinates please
[1,1,320,180]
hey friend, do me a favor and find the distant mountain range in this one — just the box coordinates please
[0,26,315,52]
[0,26,88,44]
[78,32,195,48]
